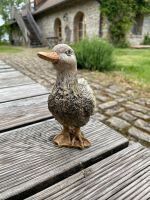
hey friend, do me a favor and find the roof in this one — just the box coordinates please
[34,0,68,15]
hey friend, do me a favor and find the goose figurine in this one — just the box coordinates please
[38,44,96,149]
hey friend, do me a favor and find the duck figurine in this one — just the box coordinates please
[38,44,96,149]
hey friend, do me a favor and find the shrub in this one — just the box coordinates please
[143,34,150,45]
[0,40,9,46]
[72,37,114,71]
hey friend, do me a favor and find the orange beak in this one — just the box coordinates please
[37,52,59,63]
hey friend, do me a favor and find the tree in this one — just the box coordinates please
[0,0,28,22]
[100,0,150,47]
[100,0,136,47]
[135,0,150,14]
[0,25,5,41]
[0,0,28,41]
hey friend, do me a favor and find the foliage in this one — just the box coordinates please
[0,0,27,41]
[72,37,114,71]
[0,0,27,22]
[115,48,150,85]
[143,34,150,45]
[0,24,10,41]
[100,0,150,47]
[0,41,10,45]
[0,25,5,41]
[135,0,150,14]
[100,0,136,47]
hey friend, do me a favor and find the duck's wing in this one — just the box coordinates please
[78,78,96,110]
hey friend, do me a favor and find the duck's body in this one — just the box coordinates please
[38,44,95,149]
[48,73,95,128]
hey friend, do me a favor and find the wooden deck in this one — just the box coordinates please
[26,143,150,200]
[0,60,149,200]
[0,61,51,133]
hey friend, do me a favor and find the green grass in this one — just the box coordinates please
[0,45,23,53]
[114,48,150,85]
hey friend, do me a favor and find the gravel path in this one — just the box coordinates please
[1,48,150,147]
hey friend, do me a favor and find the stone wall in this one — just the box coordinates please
[128,34,143,45]
[36,7,150,46]
[35,0,100,45]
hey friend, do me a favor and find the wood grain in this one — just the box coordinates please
[0,94,51,132]
[0,71,34,88]
[0,68,15,73]
[0,118,128,200]
[26,143,150,200]
[0,64,12,69]
[0,83,49,103]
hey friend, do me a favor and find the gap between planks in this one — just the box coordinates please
[25,144,149,200]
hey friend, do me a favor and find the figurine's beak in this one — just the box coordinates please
[37,52,59,63]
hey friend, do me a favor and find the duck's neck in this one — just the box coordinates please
[56,70,77,87]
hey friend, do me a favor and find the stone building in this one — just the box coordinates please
[10,0,150,46]
[34,0,100,45]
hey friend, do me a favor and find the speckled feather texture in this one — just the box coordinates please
[47,44,96,128]
[78,77,96,110]
[48,76,96,128]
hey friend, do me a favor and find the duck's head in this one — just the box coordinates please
[38,44,77,73]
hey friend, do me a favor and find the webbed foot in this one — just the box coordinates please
[53,126,71,147]
[71,128,91,149]
[53,127,91,149]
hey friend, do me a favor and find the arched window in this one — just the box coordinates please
[74,12,86,42]
[54,18,62,38]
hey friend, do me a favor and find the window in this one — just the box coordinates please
[54,18,62,38]
[74,12,86,42]
[132,14,144,35]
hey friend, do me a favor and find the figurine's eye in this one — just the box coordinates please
[65,50,72,56]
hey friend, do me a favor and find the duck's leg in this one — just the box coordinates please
[71,128,91,149]
[53,126,71,147]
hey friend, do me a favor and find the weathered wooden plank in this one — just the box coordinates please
[26,143,150,200]
[0,71,34,88]
[0,71,22,78]
[0,61,14,72]
[141,192,150,200]
[108,169,150,200]
[0,64,11,69]
[0,68,15,73]
[0,118,128,200]
[0,94,51,132]
[0,60,5,64]
[0,71,20,77]
[0,83,49,103]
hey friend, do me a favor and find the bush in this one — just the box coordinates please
[143,34,150,45]
[0,40,9,46]
[72,37,114,71]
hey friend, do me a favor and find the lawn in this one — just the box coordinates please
[114,48,150,85]
[0,45,23,53]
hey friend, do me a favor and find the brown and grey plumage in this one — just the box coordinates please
[38,44,96,149]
